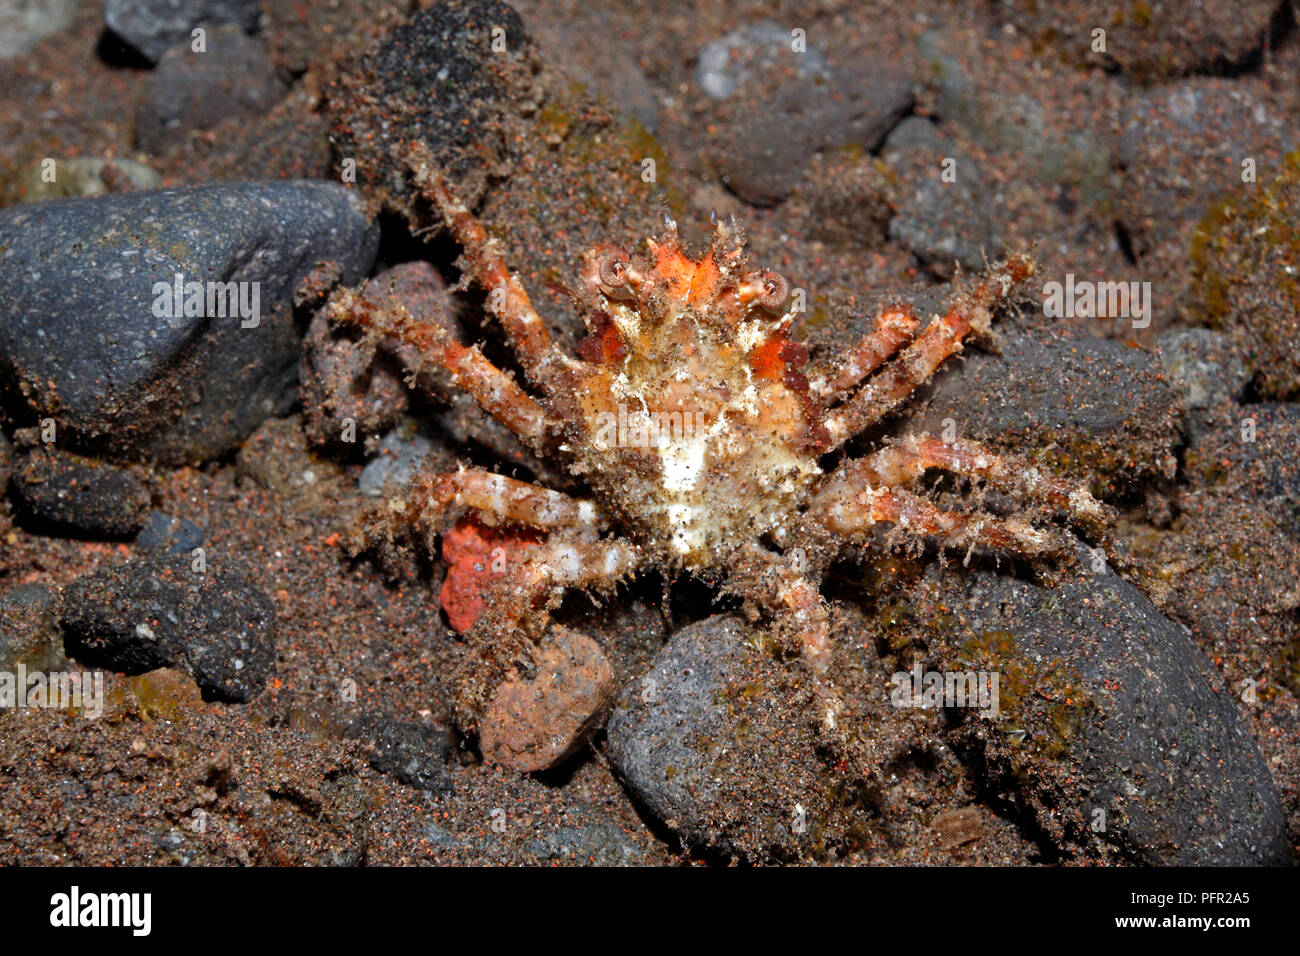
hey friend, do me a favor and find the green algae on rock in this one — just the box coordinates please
[1190,149,1300,400]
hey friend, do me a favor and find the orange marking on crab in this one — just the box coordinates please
[647,237,711,304]
[687,250,722,307]
[749,331,789,382]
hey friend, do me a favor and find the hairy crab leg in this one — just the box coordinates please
[810,482,1070,561]
[485,533,643,610]
[330,286,554,452]
[731,543,834,673]
[727,544,848,741]
[831,434,1109,534]
[823,255,1036,449]
[808,304,919,403]
[377,465,640,772]
[408,144,583,394]
[383,467,605,554]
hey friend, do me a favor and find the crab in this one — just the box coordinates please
[330,144,1110,772]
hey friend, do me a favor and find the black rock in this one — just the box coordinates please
[915,30,1113,214]
[720,65,913,207]
[103,0,262,64]
[915,549,1289,865]
[607,617,740,848]
[1157,328,1250,432]
[134,24,285,155]
[61,554,277,702]
[0,181,377,464]
[994,0,1279,80]
[328,0,538,217]
[365,717,456,793]
[0,583,66,671]
[900,322,1181,495]
[881,116,998,274]
[357,424,435,498]
[1114,80,1292,300]
[296,706,456,792]
[1,0,78,60]
[523,823,641,866]
[420,822,465,850]
[694,20,829,100]
[606,615,882,861]
[10,447,150,537]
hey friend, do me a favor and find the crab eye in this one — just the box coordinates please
[757,271,789,313]
[597,250,636,300]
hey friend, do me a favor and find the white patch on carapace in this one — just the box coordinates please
[735,382,760,417]
[665,503,706,555]
[552,546,584,578]
[734,320,769,354]
[538,490,572,525]
[659,414,728,492]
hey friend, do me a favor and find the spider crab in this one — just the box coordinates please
[331,145,1109,772]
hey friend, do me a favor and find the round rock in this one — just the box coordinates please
[0,0,78,60]
[327,0,539,218]
[0,181,377,464]
[134,24,286,155]
[10,447,151,537]
[480,626,614,773]
[103,0,263,64]
[915,549,1289,865]
[61,553,277,702]
[881,116,998,275]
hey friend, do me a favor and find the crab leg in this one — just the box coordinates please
[823,255,1035,448]
[385,468,640,759]
[330,286,554,452]
[408,144,579,394]
[810,482,1068,561]
[726,543,848,738]
[836,434,1108,533]
[387,468,605,552]
[731,543,834,673]
[808,304,919,402]
[490,533,642,604]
